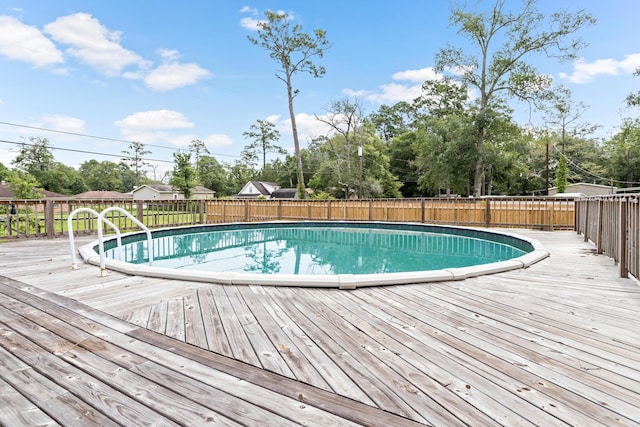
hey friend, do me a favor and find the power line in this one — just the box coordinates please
[0,138,173,164]
[0,120,241,159]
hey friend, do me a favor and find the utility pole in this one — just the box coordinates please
[545,138,550,196]
[358,144,363,199]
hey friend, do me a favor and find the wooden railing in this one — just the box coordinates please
[0,199,206,239]
[0,196,576,241]
[575,195,640,279]
[205,197,576,230]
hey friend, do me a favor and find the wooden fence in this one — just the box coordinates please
[575,195,640,279]
[205,197,575,230]
[1,196,576,240]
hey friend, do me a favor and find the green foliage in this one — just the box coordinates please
[367,102,417,143]
[197,155,227,195]
[436,0,595,196]
[169,152,197,198]
[12,137,54,173]
[78,160,126,191]
[627,68,640,107]
[555,155,568,193]
[242,119,284,177]
[5,170,43,199]
[0,161,10,181]
[121,141,151,188]
[604,119,640,185]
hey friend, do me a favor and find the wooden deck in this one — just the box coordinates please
[1,230,639,426]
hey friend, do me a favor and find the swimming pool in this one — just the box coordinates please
[78,221,549,289]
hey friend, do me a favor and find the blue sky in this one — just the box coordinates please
[1,1,639,178]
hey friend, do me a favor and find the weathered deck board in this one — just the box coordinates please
[0,277,419,427]
[1,230,639,426]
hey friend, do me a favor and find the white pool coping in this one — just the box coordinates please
[77,223,550,290]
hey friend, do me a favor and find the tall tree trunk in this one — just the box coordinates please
[287,77,306,198]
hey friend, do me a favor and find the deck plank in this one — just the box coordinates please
[197,286,233,357]
[1,230,640,426]
[0,276,419,427]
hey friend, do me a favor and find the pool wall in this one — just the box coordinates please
[77,221,550,289]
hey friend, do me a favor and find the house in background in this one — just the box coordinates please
[131,184,215,200]
[548,182,615,197]
[0,180,66,199]
[271,188,298,199]
[73,190,132,200]
[235,181,280,199]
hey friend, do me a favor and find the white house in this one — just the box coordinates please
[235,181,280,199]
[132,184,215,200]
[548,183,615,197]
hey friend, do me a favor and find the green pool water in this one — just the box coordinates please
[104,224,529,275]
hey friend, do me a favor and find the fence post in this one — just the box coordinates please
[583,200,590,242]
[484,199,491,227]
[596,200,604,254]
[244,200,249,222]
[45,199,55,238]
[327,200,332,220]
[619,198,628,278]
[136,201,144,225]
[369,200,373,221]
[199,200,205,224]
[421,199,425,223]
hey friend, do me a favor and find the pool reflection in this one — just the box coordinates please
[106,227,527,275]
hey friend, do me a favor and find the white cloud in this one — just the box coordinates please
[265,114,281,123]
[205,134,233,147]
[559,53,640,84]
[44,12,148,76]
[144,61,211,91]
[0,15,64,68]
[240,16,262,31]
[0,148,17,167]
[114,110,218,149]
[115,110,194,131]
[277,113,335,144]
[37,114,86,133]
[344,66,440,105]
[392,67,441,83]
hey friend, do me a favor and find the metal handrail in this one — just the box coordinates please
[68,206,153,275]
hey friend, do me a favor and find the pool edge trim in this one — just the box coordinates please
[77,222,550,289]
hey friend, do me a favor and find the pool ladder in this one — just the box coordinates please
[68,206,153,276]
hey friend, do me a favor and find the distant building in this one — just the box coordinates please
[235,181,280,199]
[131,184,215,200]
[0,181,66,199]
[547,183,615,197]
[271,188,298,199]
[73,191,132,200]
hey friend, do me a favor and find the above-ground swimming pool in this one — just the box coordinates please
[78,221,549,289]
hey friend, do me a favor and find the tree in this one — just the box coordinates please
[368,102,417,143]
[12,137,54,174]
[78,160,125,191]
[436,0,595,196]
[197,155,227,195]
[604,119,640,187]
[0,161,9,181]
[189,139,209,180]
[169,152,197,199]
[241,119,285,177]
[555,154,568,193]
[543,86,598,153]
[121,141,150,189]
[627,68,640,107]
[315,98,367,197]
[248,11,330,198]
[39,163,86,195]
[5,170,43,199]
